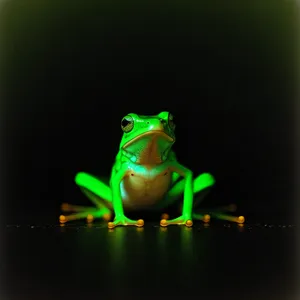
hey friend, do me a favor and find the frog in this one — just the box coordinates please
[60,111,243,228]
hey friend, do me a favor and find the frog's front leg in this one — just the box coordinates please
[159,172,215,223]
[108,164,144,229]
[160,162,195,227]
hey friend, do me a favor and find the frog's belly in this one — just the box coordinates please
[121,171,172,209]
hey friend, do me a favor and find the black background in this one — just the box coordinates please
[1,0,297,224]
[0,1,298,299]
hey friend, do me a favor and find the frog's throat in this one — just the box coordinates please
[122,130,174,164]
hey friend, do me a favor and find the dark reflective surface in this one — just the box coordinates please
[3,222,296,300]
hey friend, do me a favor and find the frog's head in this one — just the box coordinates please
[119,111,176,164]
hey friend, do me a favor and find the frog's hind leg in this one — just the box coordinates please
[167,173,215,203]
[75,172,112,207]
[192,203,245,224]
[59,172,113,224]
[59,208,111,224]
[209,211,245,224]
[61,203,99,213]
[160,188,212,222]
[163,173,245,225]
[160,173,215,225]
[60,202,112,223]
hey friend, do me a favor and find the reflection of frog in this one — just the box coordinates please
[60,112,243,228]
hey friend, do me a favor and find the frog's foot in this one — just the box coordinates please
[160,216,193,227]
[108,217,144,229]
[192,213,211,223]
[59,207,112,224]
[211,213,245,224]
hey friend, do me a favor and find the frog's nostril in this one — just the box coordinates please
[147,122,149,124]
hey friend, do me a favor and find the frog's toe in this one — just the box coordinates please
[59,215,67,224]
[108,221,117,229]
[185,219,193,227]
[136,219,145,227]
[160,219,168,227]
[86,214,94,223]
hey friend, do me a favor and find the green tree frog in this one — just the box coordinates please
[60,111,217,228]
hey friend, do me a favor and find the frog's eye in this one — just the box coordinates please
[168,113,175,130]
[121,115,134,133]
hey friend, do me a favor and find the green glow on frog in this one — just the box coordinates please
[60,111,245,228]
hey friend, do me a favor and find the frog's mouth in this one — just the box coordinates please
[122,131,174,164]
[123,130,174,148]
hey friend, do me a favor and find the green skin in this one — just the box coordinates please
[68,111,215,228]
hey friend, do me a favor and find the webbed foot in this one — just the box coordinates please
[192,204,245,224]
[160,216,193,227]
[59,204,112,224]
[108,217,144,229]
[211,213,245,224]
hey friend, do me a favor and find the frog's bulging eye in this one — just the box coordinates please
[168,113,175,130]
[121,116,134,133]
